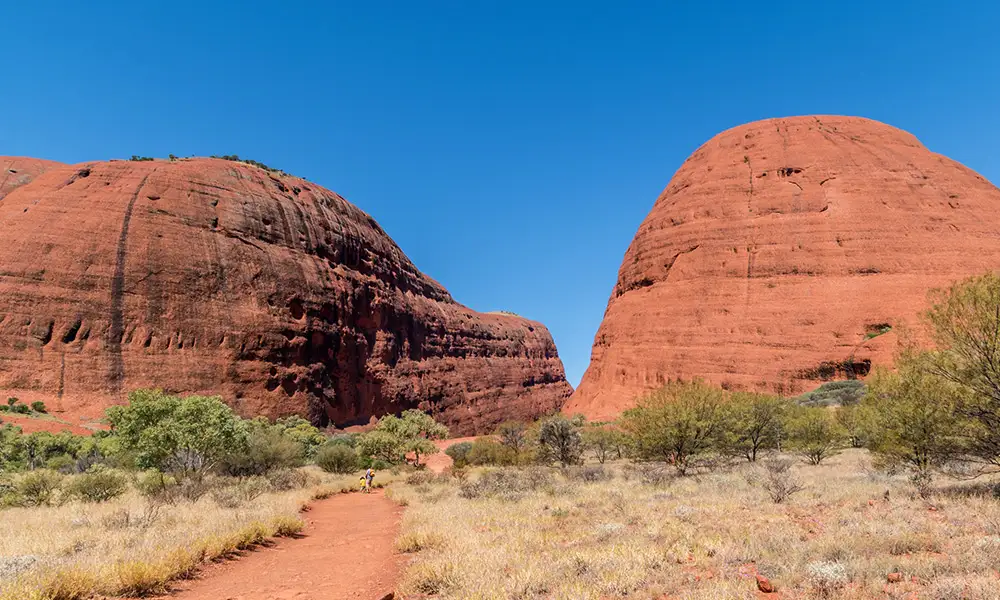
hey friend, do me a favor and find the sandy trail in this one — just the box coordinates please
[158,491,403,600]
[421,436,475,473]
[152,436,472,600]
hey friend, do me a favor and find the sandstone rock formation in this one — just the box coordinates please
[1,157,61,199]
[567,116,1000,420]
[0,156,571,434]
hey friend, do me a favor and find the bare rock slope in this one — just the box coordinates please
[568,116,1000,420]
[0,157,571,434]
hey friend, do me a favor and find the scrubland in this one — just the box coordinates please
[391,451,1000,600]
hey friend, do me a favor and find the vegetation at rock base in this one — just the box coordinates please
[354,409,449,467]
[0,397,45,416]
[795,379,867,407]
[0,389,439,599]
[621,380,729,474]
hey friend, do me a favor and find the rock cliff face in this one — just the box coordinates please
[567,116,1000,420]
[0,157,571,434]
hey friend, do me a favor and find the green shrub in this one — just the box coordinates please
[466,438,516,466]
[358,456,390,471]
[355,410,448,466]
[861,362,963,476]
[30,401,47,413]
[6,397,17,407]
[445,442,473,468]
[63,467,128,503]
[135,470,178,502]
[316,443,357,474]
[11,403,31,415]
[795,380,867,407]
[496,421,529,458]
[106,389,248,479]
[16,469,64,506]
[219,421,304,476]
[45,454,77,473]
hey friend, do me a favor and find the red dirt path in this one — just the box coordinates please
[422,436,476,473]
[157,491,403,600]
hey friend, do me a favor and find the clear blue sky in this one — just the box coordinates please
[3,1,998,386]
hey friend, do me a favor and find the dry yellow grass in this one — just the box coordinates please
[0,467,383,600]
[391,450,1000,599]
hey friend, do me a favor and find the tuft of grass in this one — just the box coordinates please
[395,530,445,554]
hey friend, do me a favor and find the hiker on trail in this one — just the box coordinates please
[364,467,375,493]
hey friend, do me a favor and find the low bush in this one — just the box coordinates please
[63,467,129,503]
[466,438,516,466]
[405,471,437,486]
[565,465,612,482]
[219,423,304,477]
[11,403,31,415]
[211,476,272,508]
[45,454,77,473]
[30,401,47,413]
[135,470,177,500]
[795,380,866,407]
[267,468,308,491]
[458,468,553,500]
[759,458,804,504]
[622,463,675,486]
[444,441,473,468]
[786,406,845,465]
[537,416,584,466]
[15,469,64,506]
[316,443,358,474]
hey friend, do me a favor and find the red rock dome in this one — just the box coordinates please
[567,116,1000,420]
[0,157,571,434]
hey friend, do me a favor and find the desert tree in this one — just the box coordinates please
[106,389,248,480]
[835,404,867,449]
[861,362,964,478]
[923,273,1000,471]
[356,409,448,466]
[621,380,727,475]
[496,421,528,460]
[722,391,788,462]
[581,425,620,464]
[536,415,584,467]
[785,405,844,465]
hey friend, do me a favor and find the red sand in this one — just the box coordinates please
[423,436,477,473]
[155,491,403,600]
[0,413,97,435]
